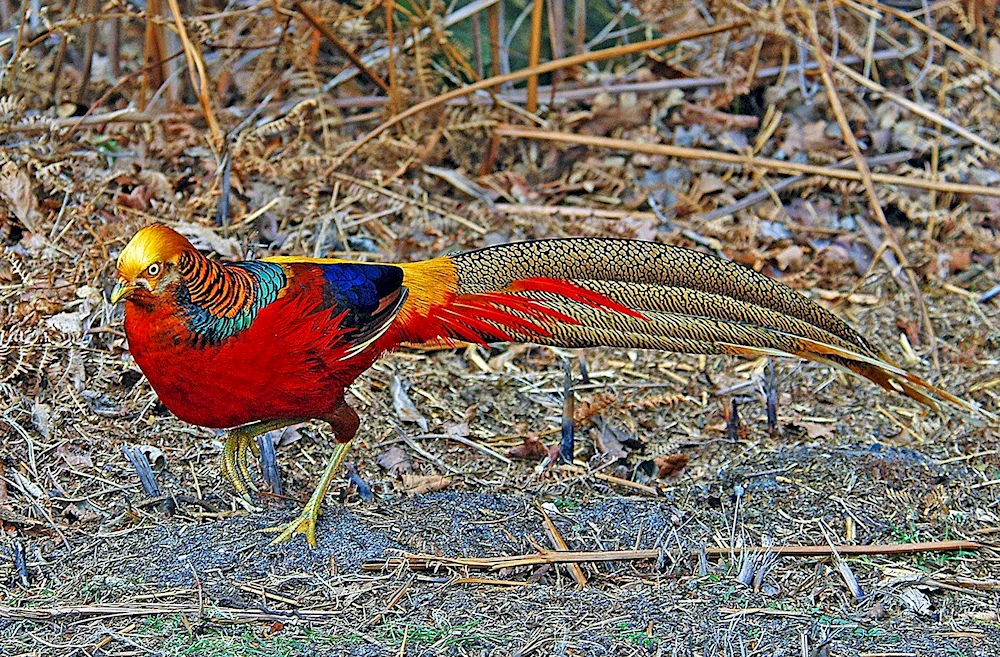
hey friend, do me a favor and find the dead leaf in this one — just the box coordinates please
[653,453,689,478]
[774,245,804,271]
[272,426,302,447]
[508,436,549,461]
[137,445,166,472]
[951,249,973,271]
[31,402,52,440]
[46,309,87,336]
[445,422,470,438]
[696,173,726,196]
[796,421,836,439]
[779,121,840,158]
[595,429,627,460]
[114,185,152,211]
[377,446,412,476]
[391,375,428,431]
[401,474,451,495]
[0,162,40,231]
[898,587,933,616]
[56,444,93,469]
[137,170,173,200]
[895,317,921,348]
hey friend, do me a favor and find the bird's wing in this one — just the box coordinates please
[261,256,407,360]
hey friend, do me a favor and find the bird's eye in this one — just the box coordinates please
[146,262,161,277]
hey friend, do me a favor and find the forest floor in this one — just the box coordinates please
[2,1,1000,655]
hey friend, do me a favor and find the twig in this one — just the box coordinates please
[365,577,413,628]
[294,1,391,94]
[333,22,749,165]
[165,0,222,145]
[0,603,345,622]
[422,433,512,464]
[537,502,588,588]
[385,0,399,114]
[49,0,80,104]
[850,0,1000,77]
[0,0,30,93]
[494,125,1000,198]
[555,463,659,496]
[362,540,981,572]
[701,150,915,221]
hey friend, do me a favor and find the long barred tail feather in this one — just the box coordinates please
[407,238,993,420]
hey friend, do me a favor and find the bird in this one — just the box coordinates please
[111,223,988,546]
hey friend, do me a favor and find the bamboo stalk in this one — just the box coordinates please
[471,11,483,78]
[526,0,546,113]
[363,540,981,572]
[538,502,588,588]
[494,125,1000,198]
[49,0,79,104]
[76,0,99,105]
[141,0,167,111]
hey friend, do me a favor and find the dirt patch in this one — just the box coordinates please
[4,439,999,655]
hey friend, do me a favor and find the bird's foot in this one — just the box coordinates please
[262,439,353,549]
[221,430,260,504]
[265,499,321,547]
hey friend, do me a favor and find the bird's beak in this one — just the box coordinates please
[110,279,135,304]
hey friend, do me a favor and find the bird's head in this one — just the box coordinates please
[111,224,195,304]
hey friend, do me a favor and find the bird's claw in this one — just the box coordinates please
[221,431,259,500]
[264,501,321,547]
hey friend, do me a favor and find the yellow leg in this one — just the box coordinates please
[266,440,353,547]
[221,419,301,501]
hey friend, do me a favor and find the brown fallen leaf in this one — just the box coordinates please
[377,446,412,476]
[390,375,429,431]
[401,474,451,495]
[895,317,921,348]
[595,428,627,460]
[56,444,93,469]
[0,161,40,231]
[653,453,689,478]
[114,184,152,211]
[774,245,805,272]
[796,421,836,439]
[508,436,549,461]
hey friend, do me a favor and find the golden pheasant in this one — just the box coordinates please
[111,224,986,546]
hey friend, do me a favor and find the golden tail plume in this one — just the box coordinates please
[439,238,991,419]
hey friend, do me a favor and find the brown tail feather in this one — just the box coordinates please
[447,238,991,419]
